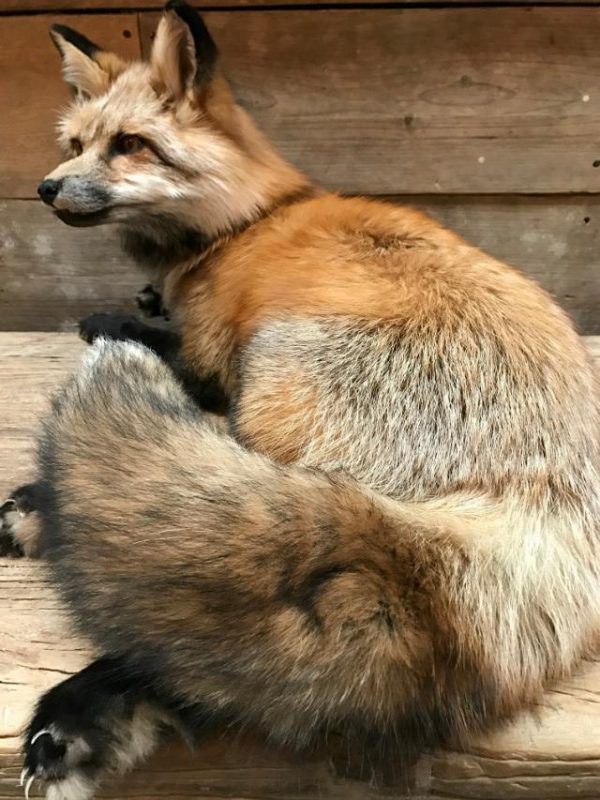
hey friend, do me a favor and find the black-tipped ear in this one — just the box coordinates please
[150,1,218,101]
[50,24,127,98]
[165,0,218,86]
[50,24,101,61]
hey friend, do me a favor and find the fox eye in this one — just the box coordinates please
[70,138,83,157]
[115,133,145,156]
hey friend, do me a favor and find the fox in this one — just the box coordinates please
[0,2,599,798]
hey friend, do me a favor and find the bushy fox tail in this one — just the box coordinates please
[36,339,599,755]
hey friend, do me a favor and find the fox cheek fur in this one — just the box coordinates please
[12,1,600,798]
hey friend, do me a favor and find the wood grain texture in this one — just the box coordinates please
[1,198,598,333]
[0,15,140,198]
[0,332,599,799]
[3,10,600,195]
[0,201,145,332]
[138,7,600,194]
[0,334,86,486]
[1,0,598,11]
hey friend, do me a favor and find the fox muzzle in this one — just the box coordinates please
[37,174,113,225]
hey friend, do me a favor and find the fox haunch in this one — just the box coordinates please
[3,2,599,798]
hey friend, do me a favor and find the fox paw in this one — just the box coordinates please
[22,660,167,800]
[23,718,100,800]
[135,284,168,319]
[22,726,96,800]
[0,484,39,557]
[78,313,143,345]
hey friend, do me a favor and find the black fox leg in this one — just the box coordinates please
[0,483,43,557]
[78,313,228,412]
[23,656,185,800]
[78,313,178,354]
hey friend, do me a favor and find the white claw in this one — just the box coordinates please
[30,729,53,746]
[20,768,29,787]
[24,774,35,800]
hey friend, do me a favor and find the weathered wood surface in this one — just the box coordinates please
[2,0,599,11]
[0,15,140,198]
[0,332,599,800]
[178,6,600,195]
[5,9,600,196]
[2,198,598,333]
[0,201,144,332]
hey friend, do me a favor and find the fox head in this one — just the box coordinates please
[39,1,308,265]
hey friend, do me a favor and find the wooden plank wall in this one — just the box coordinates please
[0,2,598,333]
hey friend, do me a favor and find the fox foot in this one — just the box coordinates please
[78,313,180,361]
[22,658,169,800]
[78,313,146,345]
[135,284,168,319]
[0,483,40,557]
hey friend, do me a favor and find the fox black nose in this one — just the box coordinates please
[37,179,61,205]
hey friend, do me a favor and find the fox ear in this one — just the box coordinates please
[150,0,218,101]
[50,24,127,99]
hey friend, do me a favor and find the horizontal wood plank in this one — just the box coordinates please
[0,201,145,332]
[0,15,140,198]
[4,10,600,195]
[1,197,598,333]
[0,333,598,800]
[141,7,600,194]
[1,0,599,11]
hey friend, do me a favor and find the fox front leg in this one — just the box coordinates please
[78,313,176,351]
